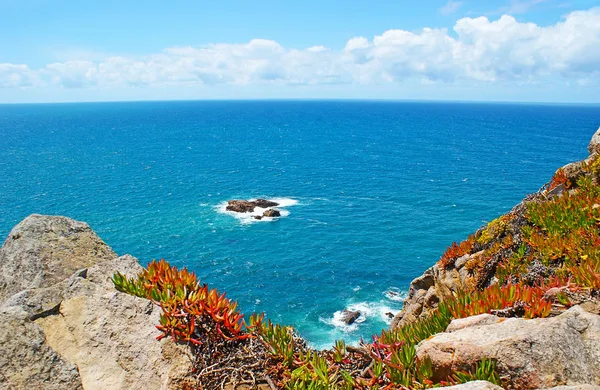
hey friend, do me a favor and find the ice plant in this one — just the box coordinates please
[112,259,250,345]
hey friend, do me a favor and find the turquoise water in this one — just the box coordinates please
[1,100,599,348]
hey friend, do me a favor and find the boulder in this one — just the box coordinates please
[0,306,83,389]
[0,215,195,390]
[0,214,116,302]
[340,309,361,325]
[416,306,600,389]
[263,209,281,217]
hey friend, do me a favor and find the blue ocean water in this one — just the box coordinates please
[0,100,599,348]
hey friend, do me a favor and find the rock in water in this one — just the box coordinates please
[254,198,279,208]
[341,309,361,325]
[226,200,257,213]
[226,199,280,213]
[263,209,281,217]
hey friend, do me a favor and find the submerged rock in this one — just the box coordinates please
[341,309,361,325]
[226,198,279,213]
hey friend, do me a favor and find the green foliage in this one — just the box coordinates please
[477,217,508,245]
[249,313,297,367]
[452,359,501,386]
[287,352,340,390]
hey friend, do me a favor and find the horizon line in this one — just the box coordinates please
[1,97,600,107]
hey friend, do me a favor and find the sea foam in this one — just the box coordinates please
[320,301,400,334]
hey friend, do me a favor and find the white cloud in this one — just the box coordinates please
[439,1,463,15]
[0,64,41,88]
[1,8,599,91]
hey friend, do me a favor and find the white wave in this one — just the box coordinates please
[384,287,407,302]
[320,301,401,333]
[215,197,298,224]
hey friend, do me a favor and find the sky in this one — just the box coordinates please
[1,0,600,103]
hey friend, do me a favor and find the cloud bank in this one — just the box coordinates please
[2,8,600,91]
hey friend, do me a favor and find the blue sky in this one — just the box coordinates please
[1,0,599,103]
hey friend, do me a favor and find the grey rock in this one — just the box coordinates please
[440,380,502,389]
[588,126,600,155]
[0,214,116,302]
[0,306,83,389]
[417,306,600,389]
[445,313,503,333]
[392,252,484,329]
[0,215,195,390]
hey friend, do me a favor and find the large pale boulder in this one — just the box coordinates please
[35,283,194,390]
[0,306,83,389]
[0,214,116,302]
[417,306,600,389]
[0,215,195,390]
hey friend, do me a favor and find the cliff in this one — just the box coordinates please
[1,128,600,389]
[393,127,600,329]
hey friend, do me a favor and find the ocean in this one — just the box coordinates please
[0,100,598,348]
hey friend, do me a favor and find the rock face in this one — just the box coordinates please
[392,252,479,328]
[226,198,279,213]
[588,126,600,155]
[0,214,116,302]
[263,209,281,217]
[417,306,600,389]
[0,215,194,390]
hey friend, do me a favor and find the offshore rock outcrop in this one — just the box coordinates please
[226,198,279,213]
[0,215,194,390]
